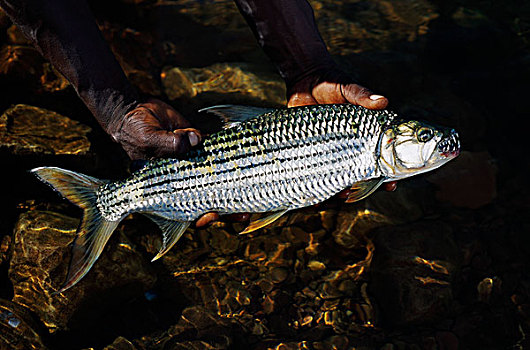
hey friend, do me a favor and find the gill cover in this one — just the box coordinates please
[378,120,460,179]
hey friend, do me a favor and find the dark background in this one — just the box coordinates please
[1,0,530,349]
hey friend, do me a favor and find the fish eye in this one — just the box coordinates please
[417,127,434,142]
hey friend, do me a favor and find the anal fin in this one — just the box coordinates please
[240,209,288,234]
[143,214,191,261]
[345,178,385,203]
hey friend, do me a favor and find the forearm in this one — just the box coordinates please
[0,0,138,131]
[234,0,336,89]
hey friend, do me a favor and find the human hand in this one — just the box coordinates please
[107,98,202,160]
[106,98,249,228]
[287,69,389,110]
[287,68,397,196]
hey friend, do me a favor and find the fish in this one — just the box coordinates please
[31,104,460,292]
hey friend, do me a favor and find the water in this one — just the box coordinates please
[0,0,529,349]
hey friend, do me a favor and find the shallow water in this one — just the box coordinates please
[1,0,529,349]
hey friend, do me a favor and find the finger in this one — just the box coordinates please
[312,81,347,104]
[196,212,220,228]
[341,84,389,110]
[287,92,318,108]
[176,128,203,146]
[150,128,201,158]
[384,181,397,192]
[143,98,192,129]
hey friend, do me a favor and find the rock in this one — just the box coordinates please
[0,298,47,350]
[0,45,44,78]
[161,63,286,105]
[164,306,237,349]
[103,336,137,350]
[312,0,439,55]
[307,261,326,271]
[370,221,460,326]
[8,210,156,332]
[435,331,459,350]
[98,22,162,96]
[0,234,10,267]
[270,267,289,283]
[365,181,434,225]
[425,151,497,209]
[166,0,245,30]
[451,7,490,28]
[208,228,239,255]
[332,208,391,249]
[477,276,502,304]
[6,24,31,45]
[0,104,91,156]
[0,45,70,93]
[40,63,70,93]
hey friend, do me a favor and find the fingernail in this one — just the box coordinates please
[188,132,199,146]
[369,94,385,101]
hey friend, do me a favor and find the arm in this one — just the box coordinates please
[0,0,200,159]
[233,0,388,109]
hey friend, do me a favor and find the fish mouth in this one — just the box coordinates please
[438,129,460,158]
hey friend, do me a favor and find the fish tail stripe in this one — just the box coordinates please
[31,167,120,293]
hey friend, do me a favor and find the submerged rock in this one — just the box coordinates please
[103,336,137,350]
[99,22,162,96]
[0,298,47,350]
[370,221,460,326]
[312,0,439,55]
[0,45,43,79]
[161,63,286,105]
[0,44,70,93]
[6,24,32,45]
[8,210,156,333]
[0,104,91,156]
[426,151,497,209]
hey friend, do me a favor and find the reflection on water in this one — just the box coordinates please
[0,105,91,155]
[162,63,286,105]
[0,0,529,348]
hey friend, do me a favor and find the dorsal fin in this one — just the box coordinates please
[199,105,274,128]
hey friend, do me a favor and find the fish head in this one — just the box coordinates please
[378,120,460,179]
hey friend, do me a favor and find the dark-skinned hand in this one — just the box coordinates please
[108,98,202,160]
[114,70,393,229]
[287,68,389,109]
[287,68,397,197]
[106,98,248,228]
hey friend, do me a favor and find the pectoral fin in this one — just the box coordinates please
[345,178,385,203]
[143,214,191,261]
[240,209,289,234]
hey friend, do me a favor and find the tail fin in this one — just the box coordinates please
[31,167,119,293]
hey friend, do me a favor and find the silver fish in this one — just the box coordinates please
[32,104,460,292]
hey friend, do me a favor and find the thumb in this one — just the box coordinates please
[150,129,201,158]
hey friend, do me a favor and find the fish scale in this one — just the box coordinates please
[32,103,460,291]
[97,104,395,222]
